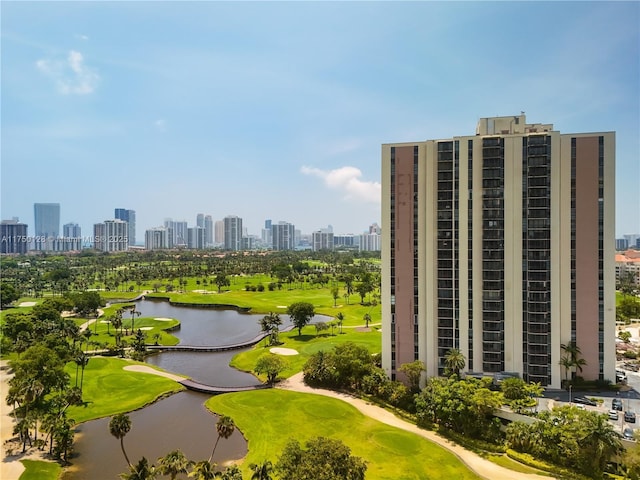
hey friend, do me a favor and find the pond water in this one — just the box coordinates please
[133,298,289,346]
[67,299,306,478]
[63,391,246,480]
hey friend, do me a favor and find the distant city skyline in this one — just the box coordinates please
[2,2,638,236]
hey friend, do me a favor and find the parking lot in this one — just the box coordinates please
[540,364,640,438]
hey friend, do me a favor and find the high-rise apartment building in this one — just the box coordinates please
[224,216,243,251]
[188,226,206,249]
[381,115,615,388]
[312,230,334,251]
[115,208,136,246]
[204,215,213,247]
[214,220,224,245]
[33,203,60,250]
[1,219,28,254]
[145,227,172,250]
[94,219,129,252]
[61,223,82,251]
[272,221,295,251]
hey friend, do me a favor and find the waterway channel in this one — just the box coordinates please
[64,299,288,479]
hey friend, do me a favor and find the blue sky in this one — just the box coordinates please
[2,1,638,239]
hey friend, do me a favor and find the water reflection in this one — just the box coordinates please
[64,391,246,480]
[146,350,262,387]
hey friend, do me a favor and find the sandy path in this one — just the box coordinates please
[278,372,552,480]
[1,360,26,480]
[122,365,186,382]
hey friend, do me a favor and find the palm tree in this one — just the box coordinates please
[109,413,133,467]
[249,460,274,480]
[120,457,156,480]
[579,412,623,473]
[157,450,190,480]
[188,460,217,480]
[559,355,574,387]
[208,415,235,463]
[74,351,89,393]
[130,306,141,332]
[335,312,345,334]
[219,465,243,480]
[443,348,466,377]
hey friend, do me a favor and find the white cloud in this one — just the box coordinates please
[74,34,89,41]
[301,165,380,204]
[36,50,99,95]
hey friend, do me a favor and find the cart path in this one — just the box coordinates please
[277,372,553,480]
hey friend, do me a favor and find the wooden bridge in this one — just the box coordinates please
[178,378,270,394]
[146,325,295,353]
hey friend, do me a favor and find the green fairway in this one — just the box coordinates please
[66,357,184,424]
[207,389,481,480]
[74,313,181,348]
[231,325,381,380]
[19,460,62,480]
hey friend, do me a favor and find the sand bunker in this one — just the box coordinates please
[18,302,36,307]
[154,317,174,321]
[270,347,299,356]
[138,327,153,330]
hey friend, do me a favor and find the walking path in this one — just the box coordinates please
[277,372,553,480]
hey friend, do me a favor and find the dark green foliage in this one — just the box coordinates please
[275,436,366,480]
[0,281,20,307]
[286,302,315,336]
[415,376,503,442]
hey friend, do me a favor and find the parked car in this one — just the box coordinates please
[613,398,623,411]
[625,411,637,423]
[574,396,598,407]
[623,427,635,440]
[609,410,619,420]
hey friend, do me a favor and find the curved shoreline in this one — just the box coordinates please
[277,372,553,480]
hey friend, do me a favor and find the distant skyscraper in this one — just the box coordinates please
[34,203,60,250]
[94,219,128,252]
[1,219,28,254]
[115,208,136,246]
[214,220,224,245]
[145,227,170,250]
[204,215,213,247]
[224,216,243,251]
[188,226,206,249]
[262,219,273,246]
[272,221,295,251]
[312,230,334,251]
[381,114,615,388]
[196,214,205,228]
[61,223,82,251]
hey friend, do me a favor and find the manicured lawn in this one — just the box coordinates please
[486,454,547,475]
[19,460,62,480]
[145,276,381,325]
[66,357,185,424]
[74,314,181,348]
[231,325,381,380]
[207,389,481,480]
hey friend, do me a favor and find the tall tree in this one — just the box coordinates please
[287,302,315,336]
[188,460,217,480]
[335,312,345,334]
[249,460,274,480]
[254,354,287,385]
[275,436,366,480]
[398,360,425,392]
[209,415,235,463]
[157,450,190,480]
[443,348,466,378]
[120,457,156,480]
[109,413,133,467]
